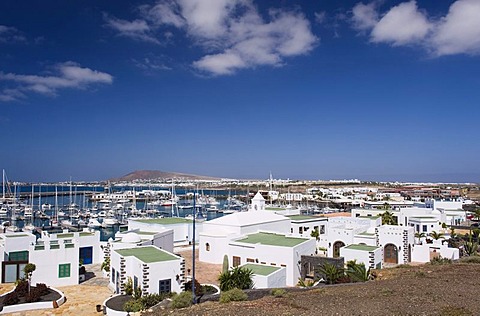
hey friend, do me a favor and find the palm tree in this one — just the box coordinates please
[346,261,370,283]
[429,231,445,240]
[473,209,480,221]
[316,262,344,285]
[381,210,396,225]
[218,266,254,291]
[414,232,426,244]
[463,234,479,256]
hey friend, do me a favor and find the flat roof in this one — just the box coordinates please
[56,233,74,239]
[134,217,192,225]
[242,264,281,276]
[357,232,375,236]
[236,232,308,247]
[115,246,178,263]
[344,244,379,252]
[287,215,322,221]
[4,234,29,238]
[409,216,437,220]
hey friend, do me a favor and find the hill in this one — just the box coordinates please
[110,170,221,182]
[147,261,480,316]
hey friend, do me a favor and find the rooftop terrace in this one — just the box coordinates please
[344,244,379,252]
[242,264,281,276]
[235,232,308,247]
[115,246,178,263]
[287,215,323,221]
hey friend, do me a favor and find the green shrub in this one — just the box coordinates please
[218,266,253,291]
[133,287,142,300]
[170,291,192,309]
[459,255,480,264]
[141,293,171,309]
[219,288,248,303]
[430,256,452,265]
[124,277,133,296]
[123,299,143,312]
[270,288,286,297]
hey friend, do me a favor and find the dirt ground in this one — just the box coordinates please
[148,262,480,316]
[176,248,222,286]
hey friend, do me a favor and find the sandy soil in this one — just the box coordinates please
[148,262,480,316]
[176,248,223,286]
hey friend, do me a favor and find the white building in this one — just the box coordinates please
[128,217,197,243]
[0,232,36,283]
[288,215,328,239]
[228,232,315,286]
[340,244,382,269]
[109,245,185,295]
[0,230,103,287]
[200,193,291,264]
[114,229,174,253]
[411,240,459,262]
[241,263,286,289]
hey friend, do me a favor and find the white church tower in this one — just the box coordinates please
[250,191,265,211]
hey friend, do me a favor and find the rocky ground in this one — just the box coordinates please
[147,261,480,316]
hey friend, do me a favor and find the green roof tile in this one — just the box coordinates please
[115,246,178,263]
[236,232,308,247]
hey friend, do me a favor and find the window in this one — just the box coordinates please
[422,225,427,232]
[246,258,255,263]
[8,251,28,262]
[205,243,210,251]
[233,256,241,267]
[299,227,303,234]
[320,225,325,234]
[134,276,138,290]
[159,279,171,293]
[111,268,115,282]
[59,263,71,278]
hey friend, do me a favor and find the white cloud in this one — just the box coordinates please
[0,25,26,43]
[104,14,160,44]
[0,62,113,102]
[106,0,317,75]
[352,0,480,56]
[144,0,186,28]
[430,0,480,56]
[352,2,379,31]
[371,1,431,46]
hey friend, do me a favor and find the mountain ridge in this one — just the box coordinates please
[110,170,221,182]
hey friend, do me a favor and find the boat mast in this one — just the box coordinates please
[2,169,5,201]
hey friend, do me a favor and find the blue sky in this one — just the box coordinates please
[0,0,479,183]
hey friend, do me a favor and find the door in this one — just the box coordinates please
[79,246,93,264]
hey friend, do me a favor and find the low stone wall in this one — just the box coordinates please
[0,286,65,314]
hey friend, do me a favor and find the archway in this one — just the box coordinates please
[384,244,398,264]
[333,241,345,258]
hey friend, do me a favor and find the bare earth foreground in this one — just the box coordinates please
[149,263,480,316]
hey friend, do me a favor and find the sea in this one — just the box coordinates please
[4,185,247,241]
